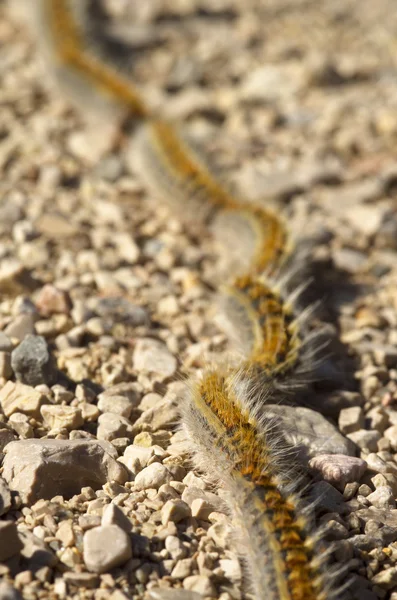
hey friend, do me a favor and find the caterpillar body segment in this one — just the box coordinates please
[131,119,240,222]
[13,0,148,122]
[212,205,289,278]
[183,371,327,600]
[132,119,290,274]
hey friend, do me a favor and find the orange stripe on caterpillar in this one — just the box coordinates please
[133,119,290,272]
[219,274,300,373]
[184,371,327,600]
[138,120,239,213]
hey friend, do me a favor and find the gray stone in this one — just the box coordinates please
[264,405,356,458]
[83,525,132,573]
[0,476,12,516]
[2,439,128,503]
[0,521,23,561]
[94,297,148,326]
[309,481,347,514]
[241,64,303,103]
[347,429,381,452]
[119,444,155,474]
[11,335,57,386]
[384,425,397,451]
[97,412,134,441]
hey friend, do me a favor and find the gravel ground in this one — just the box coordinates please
[1,1,397,599]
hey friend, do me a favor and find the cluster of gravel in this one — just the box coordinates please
[1,0,397,599]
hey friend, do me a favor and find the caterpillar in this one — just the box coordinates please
[11,2,348,599]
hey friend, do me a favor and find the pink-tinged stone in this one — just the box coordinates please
[309,453,367,489]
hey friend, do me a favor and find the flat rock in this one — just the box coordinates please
[83,524,132,573]
[0,521,23,561]
[0,380,48,418]
[309,454,367,488]
[264,405,356,459]
[2,439,128,503]
[11,334,57,386]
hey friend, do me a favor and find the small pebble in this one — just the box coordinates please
[309,454,367,488]
[11,335,57,386]
[162,499,191,525]
[134,463,173,491]
[83,525,132,573]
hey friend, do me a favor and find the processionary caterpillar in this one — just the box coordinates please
[13,2,353,598]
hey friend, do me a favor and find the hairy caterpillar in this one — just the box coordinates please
[11,2,348,599]
[184,369,332,600]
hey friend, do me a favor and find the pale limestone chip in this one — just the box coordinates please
[161,499,191,525]
[41,404,84,430]
[83,525,132,573]
[134,463,173,491]
[0,380,48,418]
